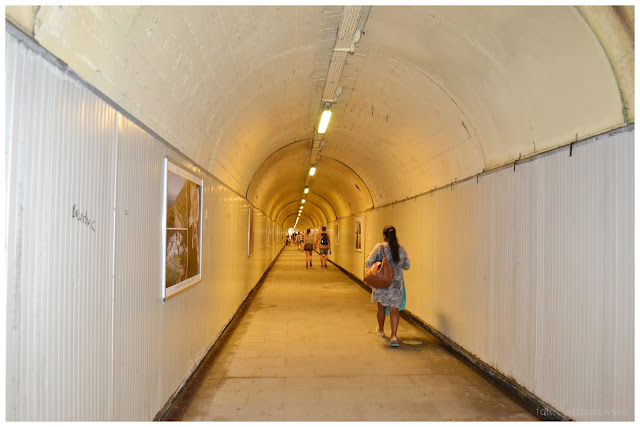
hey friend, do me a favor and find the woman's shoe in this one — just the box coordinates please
[376,328,385,337]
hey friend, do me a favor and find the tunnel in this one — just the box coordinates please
[4,5,634,421]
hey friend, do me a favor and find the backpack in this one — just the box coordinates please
[320,233,328,245]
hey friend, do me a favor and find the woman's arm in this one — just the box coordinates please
[400,247,411,270]
[365,243,381,268]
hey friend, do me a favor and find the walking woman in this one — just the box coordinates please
[365,225,410,347]
[304,229,315,268]
[296,232,303,251]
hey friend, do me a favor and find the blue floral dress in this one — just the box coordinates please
[365,243,410,308]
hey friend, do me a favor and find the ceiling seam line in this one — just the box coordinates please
[320,156,375,209]
[367,46,488,170]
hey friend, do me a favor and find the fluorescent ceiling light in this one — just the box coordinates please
[302,199,305,203]
[318,105,332,134]
[309,167,316,176]
[304,188,309,194]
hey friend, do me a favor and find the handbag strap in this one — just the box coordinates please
[381,243,387,260]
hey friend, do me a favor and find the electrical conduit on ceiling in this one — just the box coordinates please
[299,5,371,228]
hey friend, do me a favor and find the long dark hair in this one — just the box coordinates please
[383,225,400,262]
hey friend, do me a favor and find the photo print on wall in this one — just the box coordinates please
[163,158,203,300]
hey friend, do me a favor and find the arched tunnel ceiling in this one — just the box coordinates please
[247,140,373,226]
[10,5,633,229]
[322,6,627,208]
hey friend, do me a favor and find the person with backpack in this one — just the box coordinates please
[315,225,331,268]
[296,232,303,251]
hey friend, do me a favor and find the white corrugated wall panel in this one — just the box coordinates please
[112,116,164,420]
[528,131,634,420]
[6,33,116,421]
[613,130,634,420]
[330,127,633,421]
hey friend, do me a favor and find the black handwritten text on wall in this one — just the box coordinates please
[72,204,96,232]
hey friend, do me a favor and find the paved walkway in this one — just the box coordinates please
[165,246,537,421]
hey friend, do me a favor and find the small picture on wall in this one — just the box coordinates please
[248,207,255,256]
[272,222,276,245]
[355,217,363,252]
[163,158,203,301]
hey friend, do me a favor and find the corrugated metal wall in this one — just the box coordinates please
[329,129,634,421]
[112,116,164,420]
[6,34,117,420]
[6,31,284,421]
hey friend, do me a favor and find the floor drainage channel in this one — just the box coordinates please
[402,340,423,345]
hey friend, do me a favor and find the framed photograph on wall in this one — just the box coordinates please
[248,207,255,256]
[162,158,203,301]
[355,217,363,252]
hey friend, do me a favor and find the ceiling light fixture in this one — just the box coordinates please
[304,188,309,194]
[318,103,332,134]
[302,199,305,204]
[309,167,316,176]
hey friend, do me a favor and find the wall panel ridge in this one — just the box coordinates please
[5,30,285,421]
[327,126,634,421]
[112,116,165,420]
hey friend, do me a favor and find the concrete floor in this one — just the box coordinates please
[164,246,538,421]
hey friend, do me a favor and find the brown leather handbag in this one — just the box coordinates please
[364,245,394,288]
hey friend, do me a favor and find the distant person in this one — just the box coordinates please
[296,232,303,251]
[303,229,314,267]
[365,225,410,347]
[315,226,331,268]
